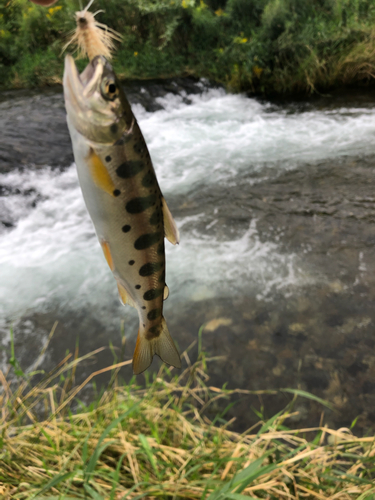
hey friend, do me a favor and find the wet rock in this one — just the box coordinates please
[0,78,216,173]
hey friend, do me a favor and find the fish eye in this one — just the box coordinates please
[101,78,119,101]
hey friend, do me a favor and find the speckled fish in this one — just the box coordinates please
[63,54,181,374]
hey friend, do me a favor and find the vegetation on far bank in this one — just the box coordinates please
[2,0,375,94]
[1,326,375,499]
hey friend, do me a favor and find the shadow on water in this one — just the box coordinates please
[1,81,375,435]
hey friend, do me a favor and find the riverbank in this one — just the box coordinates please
[2,0,375,94]
[1,341,375,499]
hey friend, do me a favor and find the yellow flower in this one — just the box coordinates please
[48,5,62,15]
[233,36,248,44]
[253,65,263,77]
[215,8,224,16]
[182,0,194,7]
[134,52,138,56]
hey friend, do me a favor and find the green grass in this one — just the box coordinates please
[1,325,375,499]
[2,0,375,94]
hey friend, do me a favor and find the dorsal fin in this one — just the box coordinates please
[162,197,180,245]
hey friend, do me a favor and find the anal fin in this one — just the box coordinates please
[117,282,136,308]
[162,197,180,245]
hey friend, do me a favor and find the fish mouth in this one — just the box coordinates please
[63,54,104,112]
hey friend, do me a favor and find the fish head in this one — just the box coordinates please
[63,54,131,144]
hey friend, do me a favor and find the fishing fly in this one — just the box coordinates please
[63,0,122,61]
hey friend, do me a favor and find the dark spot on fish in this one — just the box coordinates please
[146,325,160,340]
[157,242,164,255]
[128,260,135,265]
[113,189,121,197]
[126,194,156,214]
[134,232,161,250]
[147,308,161,321]
[114,133,133,145]
[110,124,118,135]
[141,171,155,188]
[116,160,145,179]
[158,269,166,283]
[105,155,111,162]
[143,288,163,301]
[133,142,145,155]
[139,262,163,277]
[122,225,131,233]
[142,306,146,310]
[143,324,145,328]
[149,210,159,226]
[135,285,141,289]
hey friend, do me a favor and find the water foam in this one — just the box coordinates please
[0,167,300,327]
[135,90,375,193]
[1,87,375,341]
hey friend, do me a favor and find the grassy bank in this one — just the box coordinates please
[2,0,375,94]
[1,328,375,499]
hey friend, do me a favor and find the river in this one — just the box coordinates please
[1,80,375,434]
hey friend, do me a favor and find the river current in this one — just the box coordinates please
[1,81,375,433]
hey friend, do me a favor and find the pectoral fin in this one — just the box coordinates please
[162,197,180,245]
[87,150,116,195]
[117,282,136,308]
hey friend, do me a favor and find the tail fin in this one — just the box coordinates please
[132,316,181,375]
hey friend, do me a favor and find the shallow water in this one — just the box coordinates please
[1,82,375,433]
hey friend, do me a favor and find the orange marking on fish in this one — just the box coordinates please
[87,150,116,195]
[101,240,115,271]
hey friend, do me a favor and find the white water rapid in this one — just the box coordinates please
[1,86,375,348]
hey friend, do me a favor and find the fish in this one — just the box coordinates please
[63,53,181,374]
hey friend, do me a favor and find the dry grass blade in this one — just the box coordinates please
[0,341,374,500]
